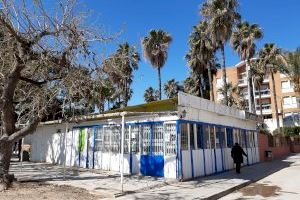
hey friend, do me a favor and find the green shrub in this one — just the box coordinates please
[273,126,300,136]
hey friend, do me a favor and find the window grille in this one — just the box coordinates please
[164,123,176,155]
[130,125,139,153]
[215,127,221,149]
[124,126,130,154]
[226,128,234,148]
[190,124,195,150]
[152,124,164,155]
[197,124,204,149]
[180,123,188,150]
[103,126,111,152]
[141,125,151,155]
[95,127,104,152]
[210,126,215,149]
[203,125,210,149]
[110,125,120,153]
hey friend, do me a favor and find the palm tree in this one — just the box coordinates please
[251,60,265,117]
[218,82,246,109]
[142,30,172,100]
[183,73,200,96]
[103,43,140,107]
[144,87,160,103]
[286,48,300,93]
[231,21,263,113]
[164,79,180,99]
[258,43,287,132]
[201,0,241,105]
[186,21,216,100]
[115,42,140,107]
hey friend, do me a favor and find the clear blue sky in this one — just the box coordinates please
[85,0,300,106]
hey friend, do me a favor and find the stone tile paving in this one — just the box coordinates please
[10,154,300,199]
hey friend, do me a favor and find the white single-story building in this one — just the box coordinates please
[25,92,259,180]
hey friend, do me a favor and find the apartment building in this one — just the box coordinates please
[213,60,300,132]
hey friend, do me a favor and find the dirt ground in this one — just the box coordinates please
[0,182,99,200]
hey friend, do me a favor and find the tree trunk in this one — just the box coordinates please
[221,45,228,105]
[271,72,280,132]
[259,83,263,116]
[158,67,162,100]
[246,60,255,113]
[0,141,14,191]
[207,63,214,101]
[198,73,203,98]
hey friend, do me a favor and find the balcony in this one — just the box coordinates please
[255,89,271,98]
[238,78,247,86]
[256,104,272,115]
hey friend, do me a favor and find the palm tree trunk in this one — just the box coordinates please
[246,60,255,113]
[198,73,203,97]
[124,79,128,107]
[158,67,162,100]
[207,63,214,101]
[221,45,228,105]
[258,83,263,116]
[271,72,280,131]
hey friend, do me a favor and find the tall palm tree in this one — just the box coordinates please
[201,0,241,105]
[103,43,140,107]
[142,30,172,100]
[231,21,263,113]
[115,42,140,107]
[164,79,180,99]
[144,87,159,103]
[259,43,287,132]
[218,82,246,109]
[251,60,265,117]
[286,48,300,93]
[183,72,200,96]
[186,21,216,100]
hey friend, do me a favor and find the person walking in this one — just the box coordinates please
[231,143,248,173]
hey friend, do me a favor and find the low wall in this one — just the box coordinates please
[259,133,300,162]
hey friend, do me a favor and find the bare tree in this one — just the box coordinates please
[0,0,112,190]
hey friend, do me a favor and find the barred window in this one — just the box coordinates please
[95,127,104,152]
[141,125,151,154]
[124,126,130,154]
[111,126,121,153]
[103,127,111,152]
[197,124,204,149]
[164,123,176,155]
[215,127,221,149]
[226,128,234,148]
[190,124,195,150]
[210,126,215,149]
[152,124,164,155]
[180,123,188,150]
[130,125,140,153]
[203,125,210,149]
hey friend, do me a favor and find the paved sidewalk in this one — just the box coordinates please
[220,154,300,200]
[10,154,300,199]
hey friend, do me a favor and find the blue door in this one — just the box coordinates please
[140,124,164,177]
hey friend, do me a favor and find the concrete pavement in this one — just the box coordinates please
[10,153,300,199]
[220,154,300,200]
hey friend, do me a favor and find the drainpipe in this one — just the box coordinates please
[120,112,127,193]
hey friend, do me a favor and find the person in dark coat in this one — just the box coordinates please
[231,143,247,173]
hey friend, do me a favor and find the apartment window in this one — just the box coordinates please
[283,96,297,108]
[281,81,289,90]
